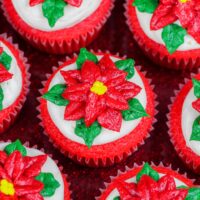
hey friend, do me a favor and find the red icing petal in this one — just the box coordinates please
[4,151,24,181]
[150,4,177,30]
[20,193,43,200]
[0,193,18,200]
[115,81,141,100]
[159,189,188,200]
[23,155,47,178]
[64,101,85,120]
[157,175,176,192]
[15,179,43,196]
[187,12,200,43]
[20,193,44,200]
[98,108,122,132]
[29,0,44,6]
[106,89,129,110]
[103,69,127,88]
[65,0,82,7]
[85,93,106,127]
[0,166,10,180]
[62,83,90,102]
[137,175,158,198]
[175,2,195,28]
[0,150,7,164]
[116,181,139,199]
[60,70,81,86]
[81,61,101,84]
[192,98,200,112]
[0,47,3,55]
[98,54,116,71]
[0,64,13,83]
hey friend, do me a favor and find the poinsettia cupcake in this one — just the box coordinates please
[98,163,198,200]
[0,139,70,199]
[126,0,200,69]
[1,0,114,54]
[39,48,155,166]
[169,74,200,173]
[0,34,29,133]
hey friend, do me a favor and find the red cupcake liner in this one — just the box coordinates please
[96,162,195,200]
[125,0,200,70]
[1,139,71,200]
[0,33,30,134]
[37,51,157,167]
[168,73,200,174]
[1,0,115,54]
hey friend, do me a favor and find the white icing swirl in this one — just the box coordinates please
[11,0,102,31]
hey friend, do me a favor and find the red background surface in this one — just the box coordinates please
[0,0,200,199]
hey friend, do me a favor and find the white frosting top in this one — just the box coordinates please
[181,87,200,156]
[0,142,64,200]
[106,172,186,200]
[0,41,22,110]
[136,8,200,51]
[12,0,101,31]
[46,55,147,146]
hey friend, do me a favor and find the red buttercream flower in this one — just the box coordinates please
[61,55,141,131]
[0,150,47,200]
[151,0,200,43]
[29,0,82,7]
[116,175,188,200]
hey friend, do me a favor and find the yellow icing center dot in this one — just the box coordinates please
[179,0,189,3]
[90,81,107,95]
[0,179,15,196]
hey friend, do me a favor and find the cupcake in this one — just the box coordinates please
[126,0,200,70]
[1,0,114,54]
[0,34,30,133]
[169,74,200,173]
[98,163,197,200]
[39,48,155,167]
[0,139,70,199]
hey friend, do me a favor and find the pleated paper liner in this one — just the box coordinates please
[125,0,200,70]
[96,162,195,200]
[37,50,158,167]
[168,72,200,174]
[1,0,115,54]
[0,34,30,134]
[0,139,71,200]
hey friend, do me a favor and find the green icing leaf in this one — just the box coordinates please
[43,84,69,106]
[4,140,27,156]
[113,197,120,200]
[136,163,159,182]
[0,86,4,111]
[42,0,67,27]
[115,59,135,79]
[36,172,60,197]
[75,119,102,148]
[76,48,98,69]
[192,78,200,98]
[185,188,200,200]
[190,116,200,141]
[0,51,12,70]
[133,0,158,13]
[122,98,149,121]
[162,24,187,54]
